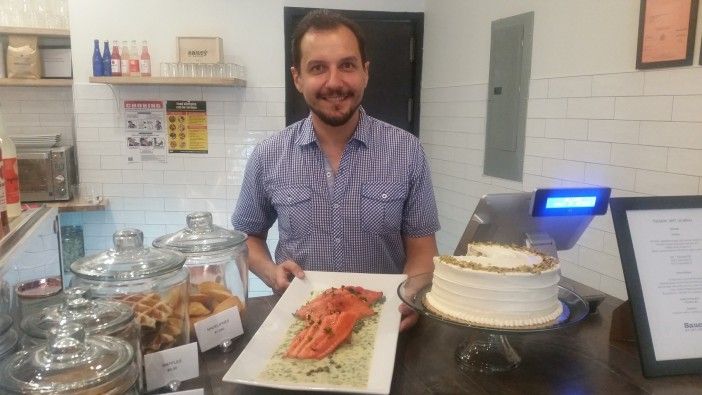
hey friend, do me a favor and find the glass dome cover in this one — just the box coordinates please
[21,287,135,340]
[0,323,137,394]
[152,211,247,254]
[71,228,186,281]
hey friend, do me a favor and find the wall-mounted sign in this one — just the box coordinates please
[166,100,208,154]
[636,0,699,69]
[124,100,166,163]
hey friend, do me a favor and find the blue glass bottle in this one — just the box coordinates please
[102,41,111,76]
[92,39,103,77]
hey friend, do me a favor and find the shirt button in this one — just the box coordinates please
[334,238,341,243]
[326,172,331,178]
[381,193,388,199]
[287,196,292,202]
[333,203,340,209]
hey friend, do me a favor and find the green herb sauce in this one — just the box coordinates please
[259,302,382,387]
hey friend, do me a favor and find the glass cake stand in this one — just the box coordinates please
[398,273,589,374]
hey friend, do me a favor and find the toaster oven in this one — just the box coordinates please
[17,145,76,202]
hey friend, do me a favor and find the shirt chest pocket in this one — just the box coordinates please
[271,186,313,239]
[361,183,407,234]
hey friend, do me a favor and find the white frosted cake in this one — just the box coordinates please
[424,243,562,328]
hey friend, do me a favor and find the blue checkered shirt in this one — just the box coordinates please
[232,107,440,274]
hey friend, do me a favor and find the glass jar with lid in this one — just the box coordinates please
[0,313,18,358]
[153,211,248,348]
[0,323,139,394]
[70,228,189,355]
[20,287,144,391]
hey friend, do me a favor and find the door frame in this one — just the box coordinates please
[283,7,424,135]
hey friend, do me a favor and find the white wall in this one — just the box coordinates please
[69,0,424,84]
[64,0,423,297]
[422,0,702,299]
[423,0,642,85]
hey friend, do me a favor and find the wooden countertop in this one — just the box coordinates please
[171,278,702,394]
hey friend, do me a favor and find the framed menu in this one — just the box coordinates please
[636,0,698,69]
[610,196,702,377]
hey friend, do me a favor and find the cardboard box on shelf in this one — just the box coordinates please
[177,37,223,64]
[40,48,72,78]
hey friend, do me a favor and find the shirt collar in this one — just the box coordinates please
[295,107,371,148]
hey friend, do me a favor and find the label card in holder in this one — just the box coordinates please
[194,307,244,352]
[169,390,204,395]
[144,342,199,391]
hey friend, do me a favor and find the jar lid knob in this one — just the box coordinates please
[186,212,213,231]
[113,229,144,251]
[64,287,92,311]
[47,323,85,359]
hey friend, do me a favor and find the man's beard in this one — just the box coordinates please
[311,105,358,127]
[309,91,361,127]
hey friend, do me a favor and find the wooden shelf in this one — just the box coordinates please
[47,197,108,213]
[0,78,72,87]
[89,76,246,87]
[0,26,70,37]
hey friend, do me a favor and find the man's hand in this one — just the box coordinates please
[266,259,305,294]
[398,303,418,332]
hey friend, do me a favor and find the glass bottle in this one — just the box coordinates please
[0,109,19,219]
[140,40,151,77]
[120,41,130,78]
[129,40,140,76]
[110,40,121,76]
[92,39,103,77]
[102,40,111,76]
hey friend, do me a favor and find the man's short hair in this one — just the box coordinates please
[291,9,367,70]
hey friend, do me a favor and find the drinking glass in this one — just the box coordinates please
[169,63,178,78]
[215,63,225,78]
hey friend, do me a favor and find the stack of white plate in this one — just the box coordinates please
[10,134,61,148]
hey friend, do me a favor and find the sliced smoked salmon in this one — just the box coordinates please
[286,285,383,360]
[295,285,382,322]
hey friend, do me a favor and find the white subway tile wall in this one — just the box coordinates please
[422,70,702,301]
[68,83,283,298]
[0,86,75,142]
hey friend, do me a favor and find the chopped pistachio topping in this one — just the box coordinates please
[439,244,557,273]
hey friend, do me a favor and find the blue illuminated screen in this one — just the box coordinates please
[545,196,597,209]
[532,187,611,217]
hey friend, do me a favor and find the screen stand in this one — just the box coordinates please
[525,232,558,258]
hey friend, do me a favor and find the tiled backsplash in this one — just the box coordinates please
[0,86,75,143]
[68,83,285,297]
[421,68,702,300]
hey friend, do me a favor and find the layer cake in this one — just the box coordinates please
[424,243,562,328]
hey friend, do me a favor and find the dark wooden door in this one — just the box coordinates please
[284,8,423,136]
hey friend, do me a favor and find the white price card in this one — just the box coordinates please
[166,390,204,395]
[144,342,199,392]
[194,307,243,352]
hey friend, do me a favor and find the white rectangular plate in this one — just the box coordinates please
[222,271,406,394]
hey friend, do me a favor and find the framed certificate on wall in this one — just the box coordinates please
[636,0,699,69]
[610,196,702,377]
